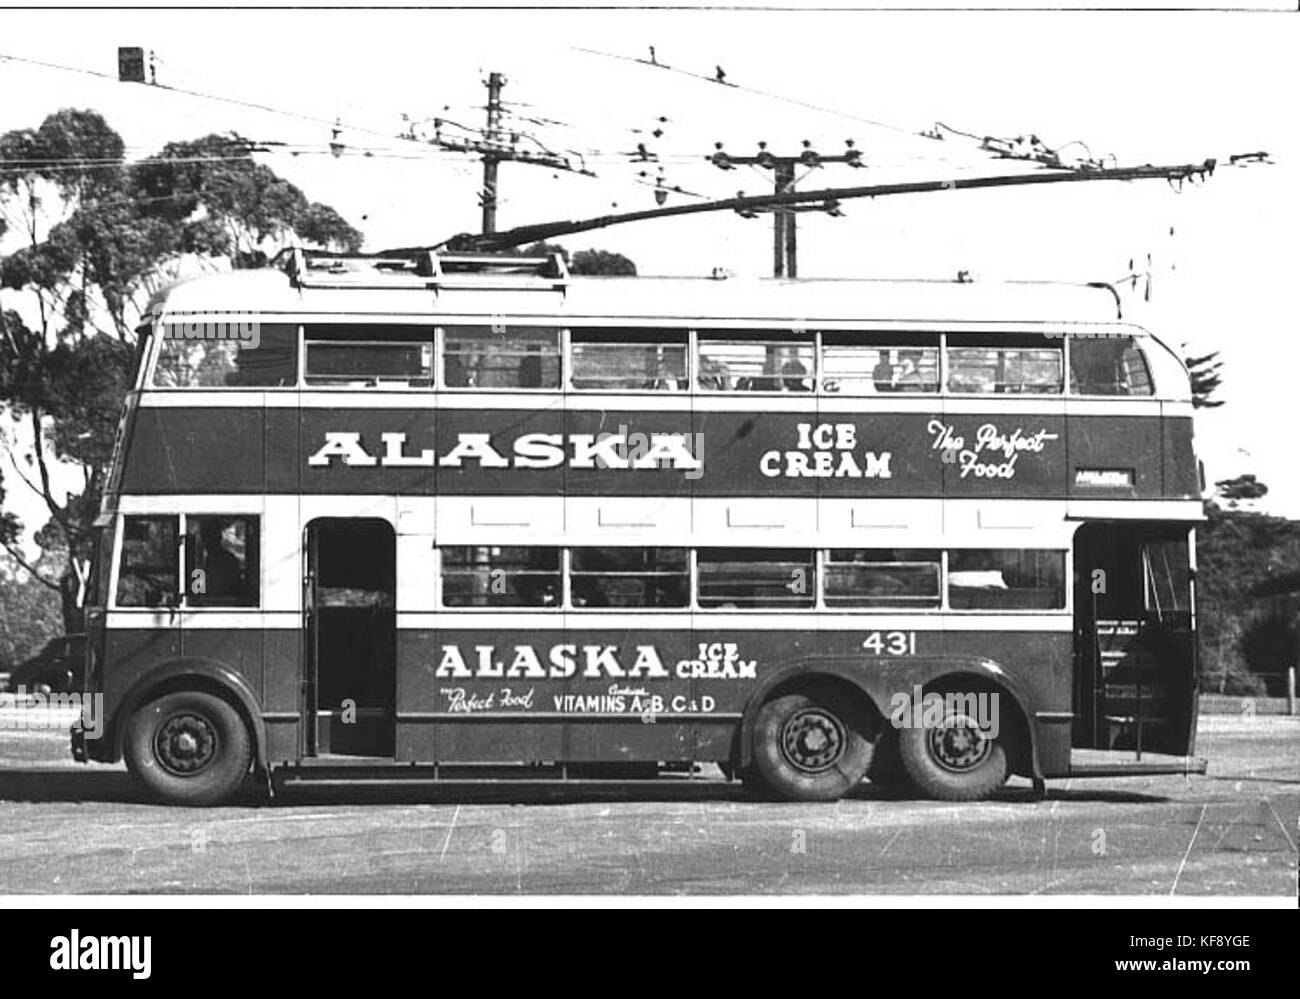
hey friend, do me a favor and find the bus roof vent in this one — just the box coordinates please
[276,247,569,293]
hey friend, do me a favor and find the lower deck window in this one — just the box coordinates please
[570,547,689,607]
[697,549,815,608]
[441,546,561,607]
[185,516,259,607]
[116,517,178,607]
[116,514,259,608]
[825,549,941,608]
[947,549,1065,609]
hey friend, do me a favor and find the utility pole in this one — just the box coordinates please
[402,71,594,237]
[710,140,862,277]
[481,72,504,234]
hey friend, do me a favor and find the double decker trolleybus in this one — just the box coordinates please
[72,248,1206,806]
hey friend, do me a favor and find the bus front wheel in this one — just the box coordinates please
[898,707,1007,801]
[124,691,252,807]
[752,692,873,802]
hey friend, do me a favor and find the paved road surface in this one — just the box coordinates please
[0,713,1294,895]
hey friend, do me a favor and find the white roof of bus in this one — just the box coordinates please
[145,267,1134,328]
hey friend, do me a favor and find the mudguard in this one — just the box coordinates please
[109,658,268,769]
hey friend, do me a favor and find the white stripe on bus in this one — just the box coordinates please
[135,391,1184,414]
[104,610,1071,632]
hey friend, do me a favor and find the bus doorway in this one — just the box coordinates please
[1072,522,1197,760]
[303,519,396,758]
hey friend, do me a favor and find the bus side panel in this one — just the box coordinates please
[396,628,437,762]
[120,408,264,493]
[262,627,302,761]
[1161,413,1199,499]
[814,412,943,498]
[940,412,1068,498]
[1067,413,1164,498]
[102,626,180,744]
[424,627,567,763]
[300,409,437,495]
[562,624,695,761]
[435,408,564,496]
[180,626,263,705]
[266,404,299,494]
[693,409,818,498]
[566,408,695,497]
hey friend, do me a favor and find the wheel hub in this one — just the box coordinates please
[928,715,993,773]
[780,708,845,774]
[155,712,218,777]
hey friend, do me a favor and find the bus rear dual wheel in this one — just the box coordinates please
[897,708,1008,802]
[751,692,1009,802]
[124,691,252,807]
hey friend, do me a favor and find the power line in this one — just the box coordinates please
[572,45,991,157]
[0,49,456,160]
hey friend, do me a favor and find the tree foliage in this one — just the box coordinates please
[0,109,364,630]
[1197,498,1300,694]
[1185,350,1224,409]
[522,241,637,276]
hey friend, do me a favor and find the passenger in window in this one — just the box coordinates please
[698,357,732,391]
[197,521,246,603]
[781,358,811,392]
[444,352,471,388]
[895,350,930,392]
[518,345,543,389]
[872,353,896,392]
[571,576,611,608]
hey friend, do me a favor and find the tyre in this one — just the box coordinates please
[751,692,874,802]
[123,691,252,806]
[898,700,1007,802]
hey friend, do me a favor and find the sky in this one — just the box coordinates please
[0,4,1297,544]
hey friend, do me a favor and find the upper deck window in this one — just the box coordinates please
[947,334,1063,395]
[1069,336,1154,396]
[822,332,940,395]
[442,326,561,389]
[151,323,297,388]
[698,332,815,393]
[305,325,433,387]
[571,329,688,391]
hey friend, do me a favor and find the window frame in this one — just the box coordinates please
[943,334,1066,397]
[428,545,1072,613]
[695,330,818,395]
[147,320,301,391]
[1065,334,1156,398]
[567,328,691,393]
[438,545,565,609]
[139,319,1163,401]
[302,324,435,389]
[437,324,565,392]
[111,513,262,610]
